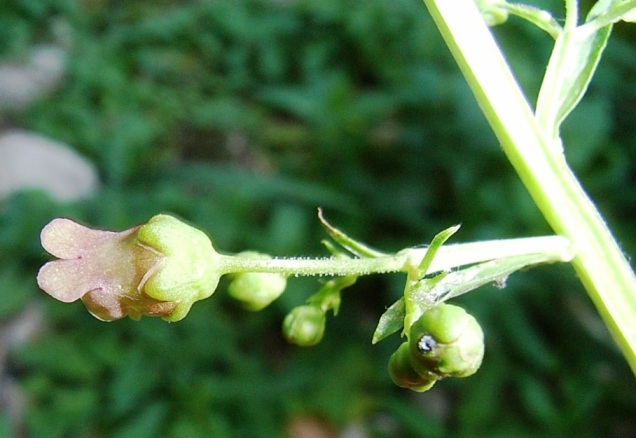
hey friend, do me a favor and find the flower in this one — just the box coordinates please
[37,214,221,322]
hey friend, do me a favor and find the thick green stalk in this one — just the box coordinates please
[422,0,636,372]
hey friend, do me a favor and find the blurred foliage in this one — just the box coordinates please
[1,0,635,436]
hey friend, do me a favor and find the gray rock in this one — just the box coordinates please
[0,131,99,201]
[0,45,66,111]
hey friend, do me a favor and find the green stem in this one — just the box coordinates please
[564,0,579,30]
[584,1,636,31]
[218,253,407,277]
[503,3,562,39]
[217,235,572,277]
[422,0,636,372]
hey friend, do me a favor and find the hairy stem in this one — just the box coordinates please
[217,235,572,277]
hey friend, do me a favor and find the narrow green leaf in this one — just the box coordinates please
[317,208,386,258]
[413,253,560,307]
[504,3,562,39]
[416,225,461,276]
[586,0,636,25]
[587,0,619,21]
[321,239,346,257]
[372,298,406,344]
[535,24,612,140]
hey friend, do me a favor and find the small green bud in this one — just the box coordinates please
[283,305,326,346]
[475,0,509,26]
[389,342,437,392]
[228,252,287,311]
[409,304,484,378]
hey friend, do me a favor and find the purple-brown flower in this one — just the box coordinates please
[37,214,221,322]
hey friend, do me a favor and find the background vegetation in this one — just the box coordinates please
[1,0,635,436]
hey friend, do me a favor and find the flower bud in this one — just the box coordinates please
[388,342,437,392]
[37,214,221,322]
[283,305,326,346]
[228,252,287,311]
[408,304,484,378]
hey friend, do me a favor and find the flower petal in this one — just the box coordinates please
[82,288,127,321]
[40,218,118,259]
[37,259,97,303]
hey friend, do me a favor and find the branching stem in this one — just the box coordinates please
[422,0,636,372]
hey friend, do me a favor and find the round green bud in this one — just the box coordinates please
[409,304,484,378]
[388,342,437,392]
[228,252,287,311]
[283,305,326,347]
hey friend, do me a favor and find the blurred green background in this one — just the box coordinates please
[1,0,635,436]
